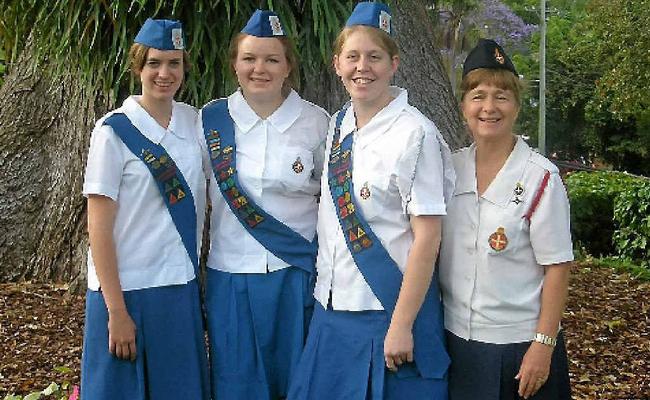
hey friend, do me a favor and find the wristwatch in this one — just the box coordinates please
[534,332,557,348]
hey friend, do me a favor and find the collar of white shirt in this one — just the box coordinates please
[456,136,531,207]
[228,88,302,134]
[122,96,185,144]
[339,86,408,150]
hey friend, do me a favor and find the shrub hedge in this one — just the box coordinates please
[613,180,650,267]
[565,171,637,256]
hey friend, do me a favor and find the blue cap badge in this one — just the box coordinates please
[135,18,184,50]
[242,9,286,37]
[345,2,392,36]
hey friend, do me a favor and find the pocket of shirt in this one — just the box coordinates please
[268,146,315,192]
[355,175,390,222]
[484,214,524,256]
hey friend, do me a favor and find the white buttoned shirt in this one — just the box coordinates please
[83,96,206,291]
[313,87,455,311]
[198,89,329,273]
[439,137,574,344]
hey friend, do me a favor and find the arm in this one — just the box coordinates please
[87,195,137,361]
[516,261,571,398]
[384,215,441,371]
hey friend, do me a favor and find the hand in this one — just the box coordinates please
[383,324,414,372]
[107,308,137,361]
[515,342,553,399]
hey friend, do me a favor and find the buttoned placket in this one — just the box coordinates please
[259,119,270,270]
[466,192,481,338]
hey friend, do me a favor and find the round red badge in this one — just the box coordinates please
[488,227,508,251]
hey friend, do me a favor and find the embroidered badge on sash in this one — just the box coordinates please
[512,182,525,204]
[488,227,508,251]
[141,148,186,205]
[360,182,371,200]
[329,128,373,254]
[292,157,304,174]
[206,129,265,228]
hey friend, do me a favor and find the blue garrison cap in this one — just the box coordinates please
[463,39,518,77]
[134,18,185,50]
[242,9,286,37]
[345,2,392,36]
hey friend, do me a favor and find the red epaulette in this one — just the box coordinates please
[523,170,551,224]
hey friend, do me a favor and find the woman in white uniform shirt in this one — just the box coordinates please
[288,3,454,399]
[439,39,573,400]
[81,19,209,400]
[198,9,329,400]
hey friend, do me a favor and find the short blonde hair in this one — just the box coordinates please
[460,68,524,104]
[333,25,399,58]
[228,33,301,91]
[128,43,191,76]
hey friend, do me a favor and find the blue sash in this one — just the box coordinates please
[104,113,199,275]
[327,106,449,379]
[200,99,317,274]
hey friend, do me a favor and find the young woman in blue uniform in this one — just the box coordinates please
[81,19,209,400]
[288,3,455,399]
[198,9,329,400]
[438,39,573,400]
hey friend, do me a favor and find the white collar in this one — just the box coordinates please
[339,87,408,149]
[455,136,531,207]
[228,89,302,134]
[122,96,184,144]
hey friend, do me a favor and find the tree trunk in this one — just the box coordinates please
[302,0,469,149]
[0,38,111,290]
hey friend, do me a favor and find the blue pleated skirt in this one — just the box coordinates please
[287,302,448,400]
[446,330,571,400]
[80,279,210,400]
[205,266,314,400]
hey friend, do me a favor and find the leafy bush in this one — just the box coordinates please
[613,180,650,267]
[565,171,639,256]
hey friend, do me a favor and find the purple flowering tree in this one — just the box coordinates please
[434,0,537,90]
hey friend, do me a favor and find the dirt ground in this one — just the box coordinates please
[0,263,648,399]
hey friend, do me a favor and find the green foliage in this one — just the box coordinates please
[0,0,354,107]
[564,171,639,256]
[545,0,650,173]
[2,382,78,400]
[582,0,650,121]
[588,256,650,281]
[613,179,650,266]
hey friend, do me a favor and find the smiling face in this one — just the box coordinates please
[333,27,399,110]
[135,48,184,103]
[232,35,291,102]
[461,83,519,141]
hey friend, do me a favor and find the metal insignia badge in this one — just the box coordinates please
[292,157,304,174]
[171,28,184,49]
[269,15,284,36]
[360,182,371,200]
[494,48,505,64]
[488,227,508,251]
[379,10,391,34]
[512,182,525,204]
